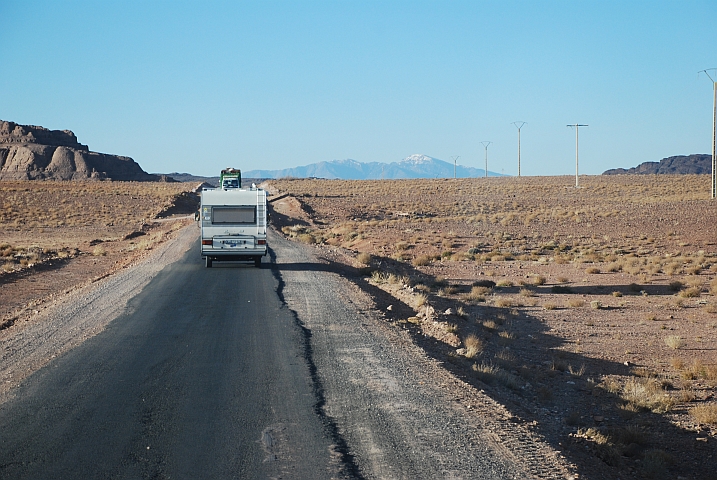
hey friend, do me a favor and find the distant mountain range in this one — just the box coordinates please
[603,154,712,175]
[240,154,502,180]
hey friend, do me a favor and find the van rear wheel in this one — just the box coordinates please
[205,257,212,268]
[254,256,261,268]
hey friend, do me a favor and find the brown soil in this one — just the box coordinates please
[267,175,717,480]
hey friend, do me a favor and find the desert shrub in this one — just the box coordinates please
[585,266,600,274]
[495,280,513,287]
[297,233,317,244]
[412,255,432,267]
[612,291,623,297]
[395,241,409,251]
[370,270,387,283]
[532,275,546,285]
[681,359,708,380]
[494,298,512,308]
[621,377,674,413]
[567,299,585,308]
[482,319,498,330]
[438,285,458,296]
[600,376,621,394]
[543,302,558,310]
[464,334,483,358]
[590,300,602,309]
[689,404,717,424]
[414,293,428,308]
[92,246,107,256]
[678,286,702,298]
[472,362,522,390]
[664,335,683,350]
[605,262,621,273]
[641,449,673,479]
[356,252,372,265]
[669,280,684,291]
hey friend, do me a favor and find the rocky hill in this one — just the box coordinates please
[603,154,712,175]
[0,120,165,181]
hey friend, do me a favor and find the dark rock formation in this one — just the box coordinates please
[603,154,712,175]
[0,120,164,181]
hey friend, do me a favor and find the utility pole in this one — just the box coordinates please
[512,122,526,176]
[451,156,460,179]
[567,124,588,187]
[699,69,717,199]
[480,141,492,178]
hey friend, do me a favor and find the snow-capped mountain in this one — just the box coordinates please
[243,155,504,180]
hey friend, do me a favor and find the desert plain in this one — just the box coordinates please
[269,174,717,479]
[1,174,717,479]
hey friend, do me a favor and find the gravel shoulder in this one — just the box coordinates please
[270,228,574,479]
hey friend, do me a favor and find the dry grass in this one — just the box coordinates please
[664,335,683,350]
[414,293,428,308]
[678,286,702,298]
[356,252,372,265]
[463,334,483,358]
[412,254,432,266]
[621,377,675,413]
[688,403,717,424]
[493,298,513,308]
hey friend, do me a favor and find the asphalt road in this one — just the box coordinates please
[0,241,343,479]
[0,228,560,479]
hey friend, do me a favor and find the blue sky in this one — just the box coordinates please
[1,1,715,177]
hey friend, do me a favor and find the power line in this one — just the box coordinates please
[512,122,526,176]
[480,141,492,178]
[699,69,717,199]
[450,155,460,179]
[567,124,588,187]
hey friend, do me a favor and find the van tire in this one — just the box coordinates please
[254,256,261,268]
[205,257,212,268]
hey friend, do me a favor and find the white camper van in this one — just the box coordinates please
[200,185,268,268]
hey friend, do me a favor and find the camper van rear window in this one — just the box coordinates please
[212,206,256,224]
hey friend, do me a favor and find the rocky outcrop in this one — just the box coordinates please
[603,154,712,175]
[0,120,165,181]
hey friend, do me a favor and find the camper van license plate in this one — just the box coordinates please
[222,239,251,248]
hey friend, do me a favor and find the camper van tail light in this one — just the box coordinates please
[257,239,266,245]
[201,239,212,245]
